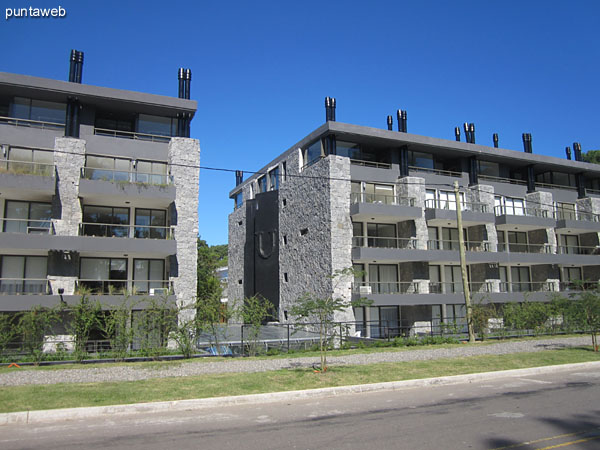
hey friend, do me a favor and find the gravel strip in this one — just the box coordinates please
[0,336,592,387]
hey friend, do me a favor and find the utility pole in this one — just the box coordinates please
[454,181,475,343]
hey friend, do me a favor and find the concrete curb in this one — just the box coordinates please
[2,361,599,426]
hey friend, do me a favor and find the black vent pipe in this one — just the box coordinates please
[184,69,191,99]
[68,50,84,83]
[235,170,244,186]
[522,133,532,153]
[397,110,402,132]
[493,133,499,148]
[454,127,461,141]
[573,142,582,161]
[387,115,393,131]
[402,110,407,132]
[178,68,185,99]
[469,123,475,144]
[75,51,84,83]
[566,146,572,160]
[463,123,470,143]
[331,97,336,121]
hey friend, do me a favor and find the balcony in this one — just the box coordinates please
[0,159,54,177]
[0,278,49,295]
[555,211,600,234]
[93,127,171,143]
[352,236,417,249]
[350,193,420,222]
[81,167,172,186]
[409,166,462,178]
[429,282,493,294]
[478,174,527,186]
[499,281,556,293]
[557,245,600,256]
[76,279,172,295]
[78,223,173,240]
[350,159,391,169]
[1,218,54,235]
[497,243,552,254]
[494,205,556,231]
[425,199,493,226]
[352,281,420,295]
[0,115,64,131]
[427,240,490,252]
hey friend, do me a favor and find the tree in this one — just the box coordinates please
[0,313,19,359]
[582,150,600,165]
[558,286,600,352]
[99,295,136,361]
[197,238,225,301]
[290,267,370,372]
[18,305,60,364]
[471,301,499,341]
[238,295,273,356]
[64,294,102,361]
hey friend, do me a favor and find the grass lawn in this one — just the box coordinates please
[0,346,599,414]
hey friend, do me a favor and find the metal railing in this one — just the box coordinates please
[408,165,462,178]
[0,159,55,176]
[536,182,578,191]
[1,217,54,234]
[425,199,488,213]
[499,281,556,293]
[429,282,493,294]
[0,278,50,295]
[0,115,65,130]
[427,240,490,252]
[94,127,172,143]
[79,222,173,239]
[352,236,417,249]
[76,279,172,295]
[350,159,392,169]
[555,210,600,222]
[494,205,550,218]
[478,174,528,186]
[557,245,600,255]
[352,281,420,295]
[81,167,172,185]
[351,192,415,206]
[497,243,552,254]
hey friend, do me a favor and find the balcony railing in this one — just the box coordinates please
[351,192,415,206]
[536,182,578,191]
[559,281,600,291]
[352,281,420,295]
[497,243,552,254]
[0,278,49,295]
[81,167,172,186]
[1,217,54,234]
[425,199,488,213]
[429,282,492,294]
[94,127,172,143]
[557,245,600,255]
[555,210,600,222]
[79,223,173,239]
[352,236,417,249]
[0,159,54,177]
[0,115,65,131]
[76,279,172,295]
[408,166,462,177]
[427,240,490,252]
[499,281,556,293]
[478,174,527,186]
[494,205,550,218]
[350,159,392,169]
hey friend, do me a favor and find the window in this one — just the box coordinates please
[282,161,287,181]
[0,255,47,294]
[257,176,267,193]
[428,227,439,250]
[354,306,366,337]
[336,141,361,159]
[429,265,441,293]
[135,209,167,239]
[11,97,65,124]
[85,155,131,182]
[134,160,169,185]
[511,266,531,292]
[560,234,579,255]
[496,196,525,216]
[369,264,398,294]
[2,147,53,176]
[137,114,177,137]
[444,265,464,293]
[563,267,582,289]
[79,258,127,294]
[364,183,395,204]
[133,259,165,294]
[556,202,576,220]
[351,182,362,203]
[95,110,135,133]
[82,206,130,237]
[507,231,527,253]
[352,222,364,247]
[409,151,434,169]
[367,223,396,248]
[3,201,52,234]
[303,140,323,167]
[268,167,279,191]
[233,191,243,210]
[478,160,500,177]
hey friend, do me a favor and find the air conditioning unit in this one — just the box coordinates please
[149,288,168,296]
[359,286,372,295]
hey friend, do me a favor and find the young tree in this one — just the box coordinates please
[558,286,600,352]
[18,305,60,364]
[64,294,102,361]
[237,295,273,356]
[196,291,233,356]
[290,267,370,372]
[471,301,499,341]
[133,295,176,359]
[0,313,19,359]
[99,295,136,361]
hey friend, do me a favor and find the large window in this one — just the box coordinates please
[303,140,323,167]
[0,255,47,294]
[555,202,576,220]
[10,97,65,125]
[84,155,169,185]
[133,259,166,294]
[257,176,267,193]
[3,201,52,234]
[137,114,177,137]
[409,151,434,169]
[478,160,500,177]
[233,191,243,210]
[364,183,395,204]
[79,258,127,294]
[368,264,398,294]
[135,209,167,239]
[511,267,531,292]
[367,223,396,248]
[495,196,525,215]
[268,167,279,191]
[82,206,130,238]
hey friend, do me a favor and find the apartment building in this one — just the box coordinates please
[0,51,199,325]
[228,100,600,337]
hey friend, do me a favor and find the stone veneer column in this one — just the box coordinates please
[577,197,600,243]
[168,138,200,323]
[49,137,86,295]
[329,155,354,323]
[397,177,428,250]
[467,184,498,251]
[525,191,557,250]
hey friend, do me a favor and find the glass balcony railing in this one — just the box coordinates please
[497,243,552,254]
[81,167,172,186]
[350,159,392,169]
[352,281,419,295]
[557,245,600,255]
[93,127,172,143]
[79,223,173,239]
[499,281,555,293]
[1,218,54,234]
[352,236,417,249]
[425,199,488,213]
[351,193,415,206]
[494,205,550,218]
[429,282,492,294]
[76,279,172,295]
[427,240,490,252]
[0,159,54,177]
[478,174,528,186]
[0,115,64,131]
[555,210,600,222]
[0,278,49,295]
[408,166,462,177]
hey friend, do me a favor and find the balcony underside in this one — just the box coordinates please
[555,219,600,234]
[0,172,55,201]
[425,209,495,227]
[79,179,175,208]
[350,202,422,222]
[495,214,556,231]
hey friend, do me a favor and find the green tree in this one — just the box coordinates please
[99,295,136,361]
[132,295,176,359]
[290,268,370,372]
[18,305,60,364]
[238,295,274,356]
[0,313,19,359]
[471,301,499,340]
[197,238,225,301]
[558,286,600,352]
[64,294,103,361]
[582,150,600,165]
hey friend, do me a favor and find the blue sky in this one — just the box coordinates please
[2,1,599,245]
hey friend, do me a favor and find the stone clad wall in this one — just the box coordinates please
[168,138,200,322]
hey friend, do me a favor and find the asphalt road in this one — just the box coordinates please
[2,366,599,450]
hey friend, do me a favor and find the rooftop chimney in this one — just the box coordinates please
[178,68,185,99]
[331,97,336,121]
[454,127,461,142]
[522,133,532,153]
[565,146,572,160]
[401,110,407,132]
[493,133,499,148]
[463,123,470,143]
[387,115,393,131]
[235,170,244,186]
[185,69,191,100]
[469,123,475,144]
[573,142,582,161]
[68,49,84,83]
